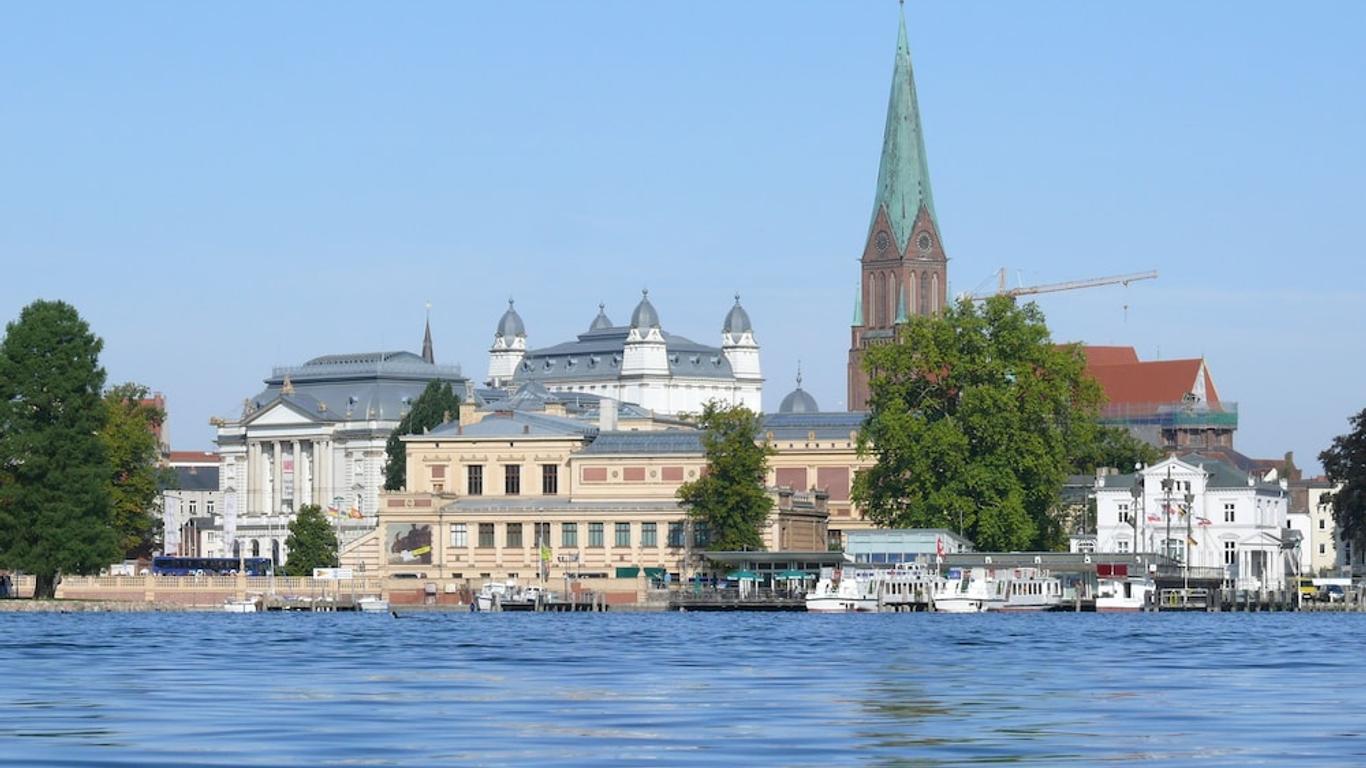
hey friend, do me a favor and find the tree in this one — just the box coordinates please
[852,296,1104,551]
[676,402,775,552]
[384,381,461,491]
[1321,407,1366,551]
[101,383,171,559]
[0,300,119,597]
[283,504,338,576]
[1071,424,1161,475]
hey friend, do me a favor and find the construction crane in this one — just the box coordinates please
[963,268,1158,301]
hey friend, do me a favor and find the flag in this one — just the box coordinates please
[348,507,363,519]
[1196,517,1212,527]
[936,536,945,557]
[1146,513,1162,523]
[1187,536,1198,547]
[540,545,552,563]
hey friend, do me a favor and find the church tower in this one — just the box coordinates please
[847,8,948,411]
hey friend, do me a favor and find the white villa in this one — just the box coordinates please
[1094,455,1293,590]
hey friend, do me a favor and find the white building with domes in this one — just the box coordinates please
[483,291,763,415]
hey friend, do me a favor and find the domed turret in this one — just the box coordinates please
[778,367,819,413]
[723,294,752,335]
[630,290,660,330]
[588,303,613,332]
[496,299,526,338]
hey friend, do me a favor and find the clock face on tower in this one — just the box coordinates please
[875,230,891,255]
[917,232,933,256]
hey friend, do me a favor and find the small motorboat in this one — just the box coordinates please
[357,596,390,613]
[805,568,881,613]
[998,568,1064,612]
[932,568,1001,613]
[223,598,259,614]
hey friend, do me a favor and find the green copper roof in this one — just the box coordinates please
[852,285,863,326]
[868,10,938,253]
[895,286,908,323]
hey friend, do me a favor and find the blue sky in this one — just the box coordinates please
[2,2,1362,472]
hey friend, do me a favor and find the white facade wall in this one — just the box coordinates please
[1095,457,1290,590]
[1308,485,1341,575]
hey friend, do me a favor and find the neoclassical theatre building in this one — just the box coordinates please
[484,291,762,416]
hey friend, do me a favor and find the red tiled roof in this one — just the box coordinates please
[168,451,219,464]
[1086,359,1218,407]
[1079,346,1139,366]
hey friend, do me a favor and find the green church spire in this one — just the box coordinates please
[868,8,938,253]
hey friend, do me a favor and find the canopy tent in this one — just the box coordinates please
[725,570,759,581]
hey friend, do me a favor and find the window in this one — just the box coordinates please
[615,522,631,547]
[1320,519,1326,530]
[467,465,484,496]
[534,522,551,547]
[1076,539,1095,554]
[1224,502,1235,523]
[1116,540,1130,553]
[1164,539,1183,562]
[206,500,215,515]
[478,523,495,548]
[542,464,558,495]
[504,465,521,495]
[668,522,685,548]
[588,522,604,548]
[1117,503,1130,524]
[1320,543,1326,555]
[641,522,658,547]
[506,523,523,549]
[562,522,578,548]
[189,500,198,515]
[450,523,468,547]
[1224,540,1237,565]
[693,524,710,549]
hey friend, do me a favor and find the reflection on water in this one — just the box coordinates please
[0,612,1361,766]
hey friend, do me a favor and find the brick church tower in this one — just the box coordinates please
[847,9,948,411]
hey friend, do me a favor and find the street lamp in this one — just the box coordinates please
[1183,491,1196,593]
[1161,469,1175,566]
[1129,475,1143,555]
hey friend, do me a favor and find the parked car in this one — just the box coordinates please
[1325,584,1346,603]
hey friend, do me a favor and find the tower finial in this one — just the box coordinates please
[796,360,803,388]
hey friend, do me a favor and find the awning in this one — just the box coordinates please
[615,566,640,578]
[643,567,667,579]
[774,569,810,580]
[726,570,759,580]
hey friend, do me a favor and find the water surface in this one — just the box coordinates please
[0,611,1359,766]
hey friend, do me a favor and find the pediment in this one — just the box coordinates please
[244,399,321,427]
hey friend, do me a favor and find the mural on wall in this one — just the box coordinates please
[387,523,433,565]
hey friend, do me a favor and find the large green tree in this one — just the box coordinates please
[283,504,339,576]
[1321,407,1366,551]
[853,296,1104,551]
[1071,424,1161,475]
[101,383,171,558]
[676,402,775,552]
[0,300,119,597]
[384,380,461,491]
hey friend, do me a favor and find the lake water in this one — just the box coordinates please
[0,611,1360,766]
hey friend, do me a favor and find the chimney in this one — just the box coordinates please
[598,398,619,432]
[458,401,478,426]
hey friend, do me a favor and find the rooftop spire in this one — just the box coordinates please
[421,301,434,364]
[869,6,939,252]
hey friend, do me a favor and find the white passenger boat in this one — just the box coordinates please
[805,568,881,613]
[357,596,390,613]
[932,568,1002,613]
[475,581,558,611]
[997,568,1063,612]
[222,598,258,614]
[1096,576,1155,612]
[879,562,937,609]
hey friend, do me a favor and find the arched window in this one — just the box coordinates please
[932,273,941,313]
[908,272,917,316]
[251,539,260,557]
[272,540,281,567]
[920,271,930,316]
[874,272,887,326]
[891,275,901,321]
[232,540,241,558]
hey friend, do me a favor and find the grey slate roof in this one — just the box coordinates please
[588,304,614,331]
[170,466,219,492]
[577,430,704,456]
[1099,454,1285,493]
[426,410,597,439]
[778,386,820,414]
[479,382,656,420]
[244,350,468,424]
[759,412,867,441]
[723,297,753,335]
[496,300,526,338]
[630,291,661,329]
[514,328,735,383]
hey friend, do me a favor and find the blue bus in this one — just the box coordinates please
[151,557,272,576]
